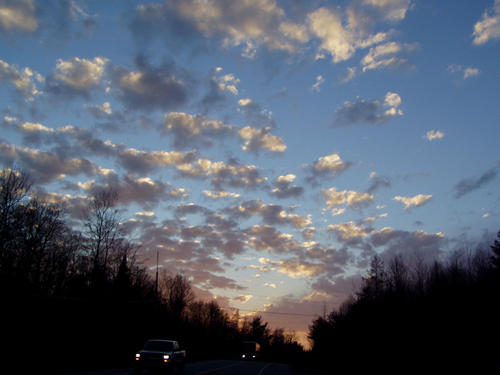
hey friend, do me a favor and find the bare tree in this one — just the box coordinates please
[0,169,32,272]
[160,271,194,318]
[84,189,122,285]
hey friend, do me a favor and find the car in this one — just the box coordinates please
[134,339,186,374]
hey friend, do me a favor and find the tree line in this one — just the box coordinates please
[308,235,500,374]
[0,169,302,373]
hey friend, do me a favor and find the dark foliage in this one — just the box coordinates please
[308,239,500,374]
[0,169,302,373]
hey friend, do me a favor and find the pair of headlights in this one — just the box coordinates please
[135,353,171,361]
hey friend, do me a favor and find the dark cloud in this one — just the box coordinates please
[367,172,391,194]
[162,112,234,150]
[454,165,499,198]
[333,92,403,127]
[270,175,304,199]
[112,55,191,112]
[0,141,103,184]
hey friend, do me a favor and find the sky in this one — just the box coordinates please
[1,0,500,346]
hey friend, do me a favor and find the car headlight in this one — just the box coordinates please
[163,354,170,361]
[242,354,246,358]
[135,353,141,360]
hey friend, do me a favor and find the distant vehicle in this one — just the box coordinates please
[134,339,186,374]
[240,341,260,360]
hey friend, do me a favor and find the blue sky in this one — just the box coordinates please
[1,0,500,345]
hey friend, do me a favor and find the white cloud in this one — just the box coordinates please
[424,130,445,141]
[362,0,412,21]
[361,41,417,72]
[311,75,325,92]
[327,221,370,241]
[203,190,241,199]
[53,56,108,91]
[463,67,480,79]
[323,187,374,209]
[238,126,286,153]
[311,153,352,177]
[0,0,38,32]
[472,0,500,45]
[307,8,356,63]
[0,59,42,100]
[393,194,433,210]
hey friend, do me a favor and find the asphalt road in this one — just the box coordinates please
[65,360,314,375]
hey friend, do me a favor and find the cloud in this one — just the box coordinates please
[454,166,499,198]
[245,225,303,254]
[0,141,108,183]
[327,221,371,242]
[163,112,234,149]
[447,64,481,80]
[362,0,412,21]
[258,257,325,278]
[463,67,480,79]
[361,41,418,72]
[238,126,287,153]
[178,157,267,189]
[311,75,325,92]
[367,171,391,193]
[270,174,304,199]
[369,227,445,261]
[0,59,42,100]
[203,190,241,200]
[86,102,112,118]
[333,91,403,127]
[117,147,197,175]
[472,0,500,45]
[225,199,311,228]
[393,194,433,210]
[424,130,445,141]
[323,187,374,210]
[0,0,38,33]
[233,294,253,303]
[307,152,352,182]
[86,173,188,207]
[307,7,356,63]
[46,56,108,97]
[112,56,189,111]
[130,0,303,58]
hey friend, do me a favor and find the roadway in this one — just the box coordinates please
[64,360,315,375]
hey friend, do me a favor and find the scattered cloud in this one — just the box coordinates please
[447,64,481,80]
[307,153,352,182]
[323,187,374,210]
[0,0,38,33]
[424,130,445,141]
[163,112,234,149]
[327,221,370,242]
[46,56,108,97]
[112,56,189,111]
[0,59,42,100]
[472,0,500,45]
[311,75,325,92]
[454,165,499,198]
[361,41,418,72]
[270,174,304,199]
[393,194,433,210]
[333,92,403,127]
[238,126,287,153]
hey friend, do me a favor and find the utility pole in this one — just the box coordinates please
[155,249,159,297]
